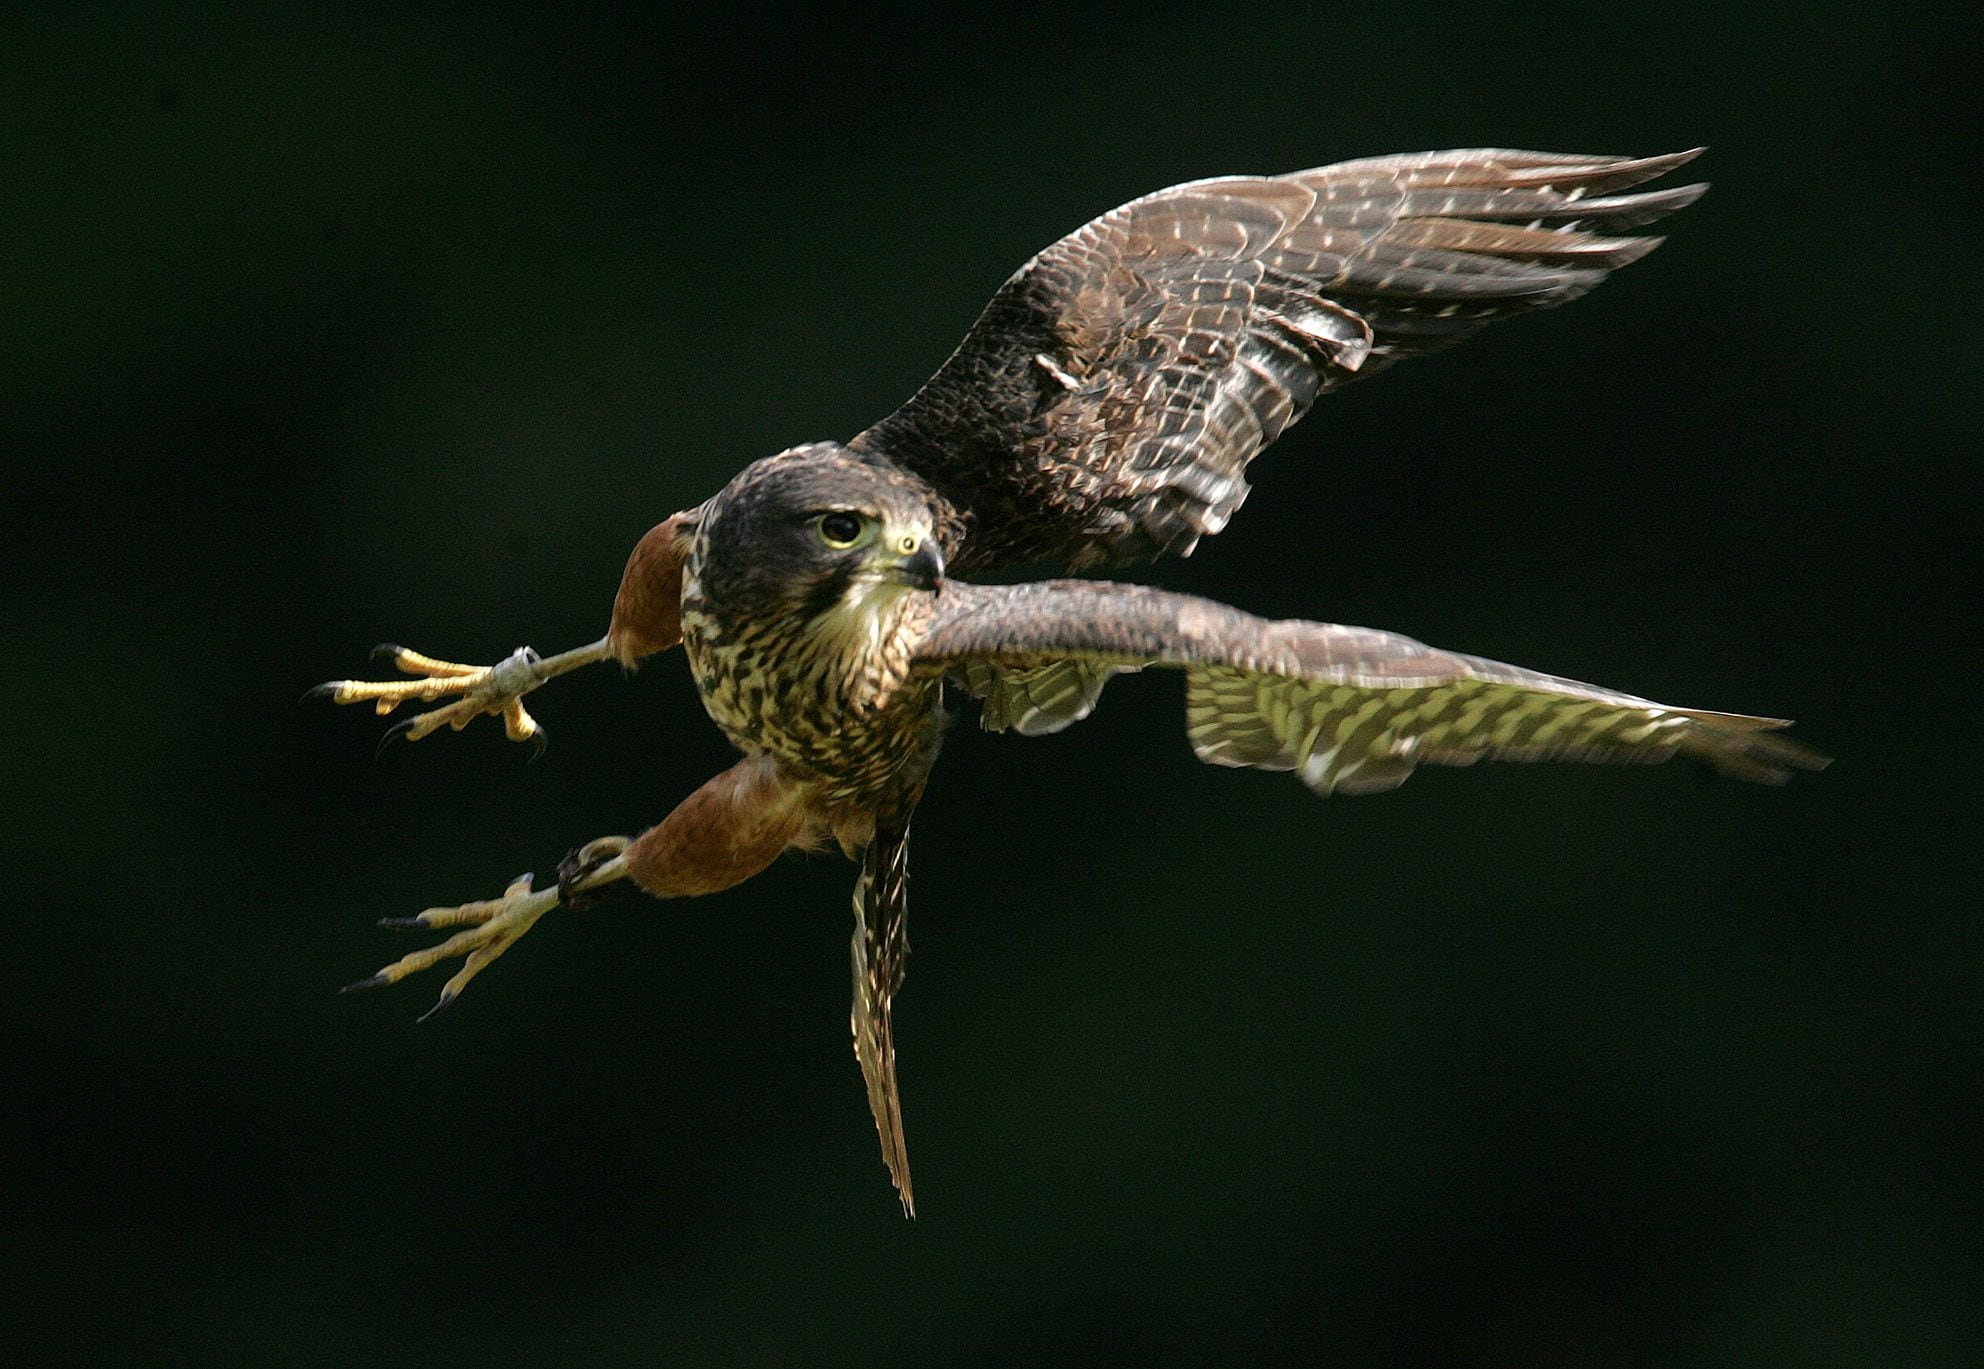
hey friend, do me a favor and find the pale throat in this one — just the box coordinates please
[813,572,916,668]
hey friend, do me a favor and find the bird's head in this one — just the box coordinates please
[694,444,946,631]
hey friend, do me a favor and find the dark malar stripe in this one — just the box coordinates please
[796,560,863,626]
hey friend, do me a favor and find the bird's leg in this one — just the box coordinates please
[314,639,614,747]
[618,755,824,898]
[343,837,632,1019]
[603,508,701,667]
[342,757,821,1017]
[310,506,701,747]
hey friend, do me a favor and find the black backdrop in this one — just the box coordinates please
[5,3,1977,1363]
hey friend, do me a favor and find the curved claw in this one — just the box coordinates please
[374,716,419,760]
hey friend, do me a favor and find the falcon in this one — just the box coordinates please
[317,147,1825,1214]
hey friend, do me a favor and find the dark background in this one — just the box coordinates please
[4,3,1976,1363]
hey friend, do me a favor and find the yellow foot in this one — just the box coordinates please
[311,638,613,748]
[342,838,630,1018]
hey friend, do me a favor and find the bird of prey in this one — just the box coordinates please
[318,147,1824,1214]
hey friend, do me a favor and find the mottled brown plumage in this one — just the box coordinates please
[319,148,1823,1216]
[680,446,951,811]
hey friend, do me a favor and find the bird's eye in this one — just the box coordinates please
[817,512,864,548]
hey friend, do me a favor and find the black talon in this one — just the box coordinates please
[378,916,428,929]
[373,717,418,760]
[340,973,390,994]
[303,682,343,704]
[370,642,405,663]
[417,989,459,1023]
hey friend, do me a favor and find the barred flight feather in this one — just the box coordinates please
[917,581,1827,795]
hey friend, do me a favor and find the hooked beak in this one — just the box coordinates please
[878,533,944,592]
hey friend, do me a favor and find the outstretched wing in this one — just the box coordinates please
[854,149,1706,574]
[920,581,1827,792]
[851,808,915,1215]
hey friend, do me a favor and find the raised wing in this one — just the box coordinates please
[919,581,1827,793]
[851,808,915,1215]
[853,149,1705,575]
